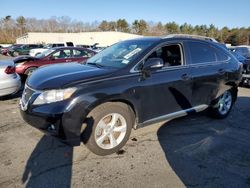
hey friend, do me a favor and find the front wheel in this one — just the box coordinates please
[82,102,134,156]
[209,90,233,119]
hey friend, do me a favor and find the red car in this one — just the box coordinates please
[14,47,96,78]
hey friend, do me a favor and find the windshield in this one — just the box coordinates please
[86,39,155,68]
[36,49,55,58]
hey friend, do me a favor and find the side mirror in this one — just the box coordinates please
[143,58,164,70]
[140,58,164,80]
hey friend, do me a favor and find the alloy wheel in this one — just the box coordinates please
[217,91,232,115]
[94,113,127,150]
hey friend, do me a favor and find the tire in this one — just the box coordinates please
[24,67,37,76]
[82,102,135,156]
[208,90,234,119]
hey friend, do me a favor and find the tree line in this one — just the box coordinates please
[0,15,249,46]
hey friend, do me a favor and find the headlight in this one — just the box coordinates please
[33,87,77,105]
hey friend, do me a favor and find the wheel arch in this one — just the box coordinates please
[24,66,38,75]
[84,97,138,129]
[225,81,238,102]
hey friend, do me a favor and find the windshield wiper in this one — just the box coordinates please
[87,62,104,68]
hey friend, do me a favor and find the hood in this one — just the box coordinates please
[27,63,114,90]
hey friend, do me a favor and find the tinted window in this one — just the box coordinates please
[188,42,216,64]
[52,49,71,59]
[56,44,64,47]
[66,42,74,47]
[30,45,37,48]
[22,45,29,49]
[146,44,182,67]
[215,48,230,61]
[73,49,92,58]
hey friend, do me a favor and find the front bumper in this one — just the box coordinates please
[20,95,89,146]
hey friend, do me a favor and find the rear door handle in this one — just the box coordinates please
[181,73,191,80]
[65,59,71,62]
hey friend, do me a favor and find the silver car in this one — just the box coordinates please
[0,61,21,97]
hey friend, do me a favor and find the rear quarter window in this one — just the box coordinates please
[187,41,229,64]
[215,48,230,62]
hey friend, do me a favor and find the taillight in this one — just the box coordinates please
[5,66,16,74]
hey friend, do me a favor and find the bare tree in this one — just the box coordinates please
[16,16,26,35]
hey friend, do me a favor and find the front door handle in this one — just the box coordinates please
[181,73,191,80]
[65,59,71,62]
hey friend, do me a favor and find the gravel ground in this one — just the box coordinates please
[0,54,250,188]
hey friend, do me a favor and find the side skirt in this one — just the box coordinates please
[135,104,208,129]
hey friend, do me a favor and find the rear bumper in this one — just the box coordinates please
[0,74,21,97]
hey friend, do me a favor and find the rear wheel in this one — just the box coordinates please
[82,102,134,156]
[25,67,37,76]
[209,90,233,119]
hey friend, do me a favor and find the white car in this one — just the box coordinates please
[29,42,74,57]
[0,61,21,97]
[29,48,48,57]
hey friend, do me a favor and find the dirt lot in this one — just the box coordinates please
[0,55,250,188]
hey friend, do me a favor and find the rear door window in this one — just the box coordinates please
[73,49,92,58]
[52,49,71,59]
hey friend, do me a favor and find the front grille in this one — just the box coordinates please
[22,85,35,104]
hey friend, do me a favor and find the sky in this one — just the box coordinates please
[0,0,249,29]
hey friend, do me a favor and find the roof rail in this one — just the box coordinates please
[164,34,218,42]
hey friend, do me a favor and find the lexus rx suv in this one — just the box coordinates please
[20,35,242,155]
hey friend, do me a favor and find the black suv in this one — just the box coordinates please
[20,35,242,155]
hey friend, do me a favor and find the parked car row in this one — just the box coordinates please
[8,44,44,57]
[1,42,105,57]
[0,46,96,97]
[76,43,106,53]
[29,42,74,57]
[15,46,96,79]
[1,44,23,56]
[229,46,250,86]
